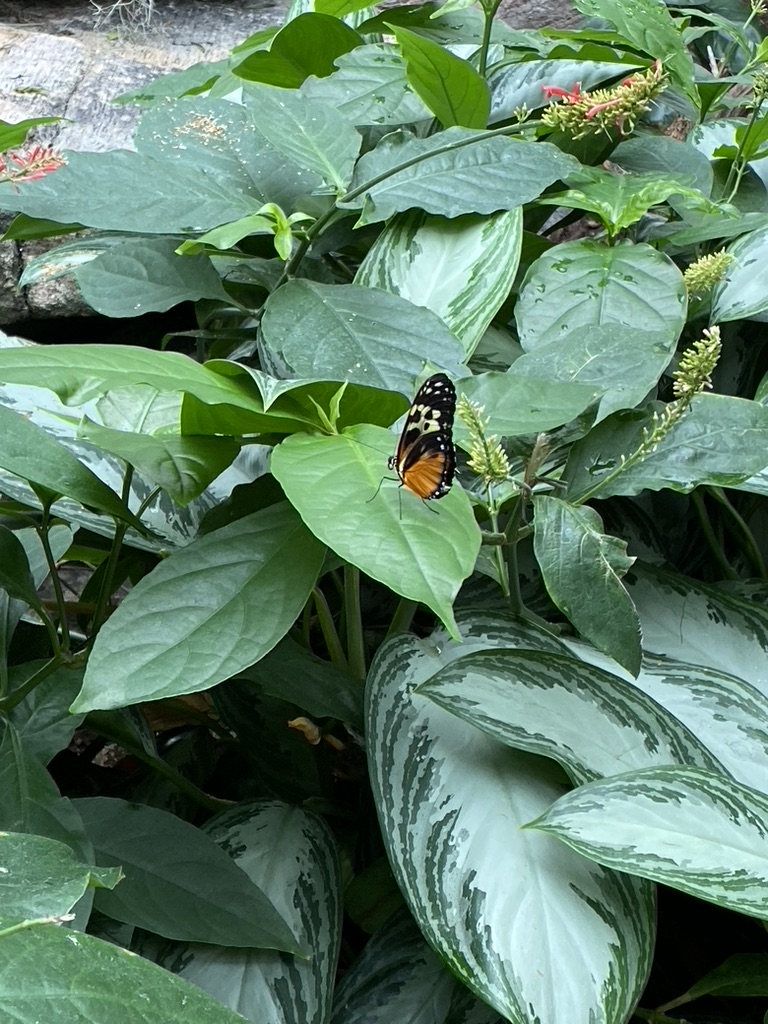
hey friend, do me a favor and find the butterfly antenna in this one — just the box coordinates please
[366,475,388,504]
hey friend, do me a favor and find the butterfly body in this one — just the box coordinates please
[388,374,456,501]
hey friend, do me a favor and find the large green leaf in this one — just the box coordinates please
[456,372,598,439]
[331,907,504,1024]
[612,134,714,197]
[530,765,768,917]
[75,238,229,317]
[76,797,300,952]
[260,280,465,393]
[0,524,43,610]
[72,503,326,712]
[533,496,641,675]
[244,84,361,193]
[0,925,250,1024]
[625,564,768,697]
[7,662,86,764]
[355,209,522,358]
[79,420,239,507]
[0,406,143,530]
[0,832,118,924]
[140,801,342,1024]
[564,395,768,501]
[233,13,361,87]
[271,427,481,639]
[515,240,687,352]
[300,44,431,126]
[340,130,579,225]
[510,323,676,420]
[390,26,490,129]
[418,642,723,783]
[711,226,768,322]
[366,632,654,1024]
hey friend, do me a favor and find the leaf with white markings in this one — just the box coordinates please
[529,765,768,918]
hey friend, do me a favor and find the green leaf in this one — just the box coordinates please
[332,907,501,1023]
[612,134,713,197]
[510,323,676,420]
[7,662,86,764]
[271,426,481,639]
[542,167,706,236]
[0,832,118,924]
[533,496,641,675]
[236,636,363,729]
[341,130,580,225]
[0,924,251,1024]
[177,213,275,254]
[418,647,722,785]
[356,209,522,358]
[18,235,127,288]
[685,954,768,1000]
[0,525,43,610]
[78,421,240,507]
[573,0,697,106]
[565,395,768,501]
[300,44,431,127]
[260,280,465,393]
[0,117,61,150]
[515,239,687,353]
[72,503,325,712]
[0,406,143,530]
[711,226,768,322]
[245,84,361,193]
[139,801,342,1024]
[390,25,490,129]
[366,632,654,1023]
[314,0,376,15]
[76,797,301,952]
[75,237,229,318]
[529,765,768,918]
[233,13,361,87]
[2,214,83,243]
[456,371,599,438]
[0,344,269,418]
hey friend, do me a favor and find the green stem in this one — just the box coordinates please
[477,0,503,77]
[343,564,366,679]
[134,751,231,813]
[271,205,342,294]
[0,916,69,939]
[313,586,348,670]
[487,489,510,600]
[89,468,134,642]
[38,510,70,653]
[0,654,66,713]
[724,99,764,202]
[386,598,418,638]
[708,486,768,578]
[503,497,525,616]
[691,491,739,580]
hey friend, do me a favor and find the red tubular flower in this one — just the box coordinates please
[0,146,65,186]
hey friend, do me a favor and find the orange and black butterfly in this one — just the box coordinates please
[388,374,456,501]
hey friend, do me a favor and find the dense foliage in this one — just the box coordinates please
[0,0,768,1020]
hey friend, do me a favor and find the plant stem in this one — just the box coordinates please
[0,654,66,713]
[478,0,503,77]
[503,497,525,615]
[38,509,70,653]
[344,564,366,679]
[89,468,134,642]
[386,598,418,638]
[691,491,739,580]
[313,586,348,670]
[708,486,768,578]
[487,489,510,600]
[724,99,764,201]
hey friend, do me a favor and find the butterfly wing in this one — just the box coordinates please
[388,374,456,500]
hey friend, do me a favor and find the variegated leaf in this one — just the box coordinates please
[530,765,768,917]
[140,800,342,1024]
[366,633,654,1024]
[355,208,522,357]
[564,638,768,801]
[417,648,723,785]
[332,908,503,1024]
[625,564,768,697]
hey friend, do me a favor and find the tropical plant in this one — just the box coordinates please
[0,0,767,1020]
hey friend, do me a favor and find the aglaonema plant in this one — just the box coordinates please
[1,0,768,1020]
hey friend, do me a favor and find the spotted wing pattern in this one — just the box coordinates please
[388,374,456,500]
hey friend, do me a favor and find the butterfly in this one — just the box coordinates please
[388,374,456,501]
